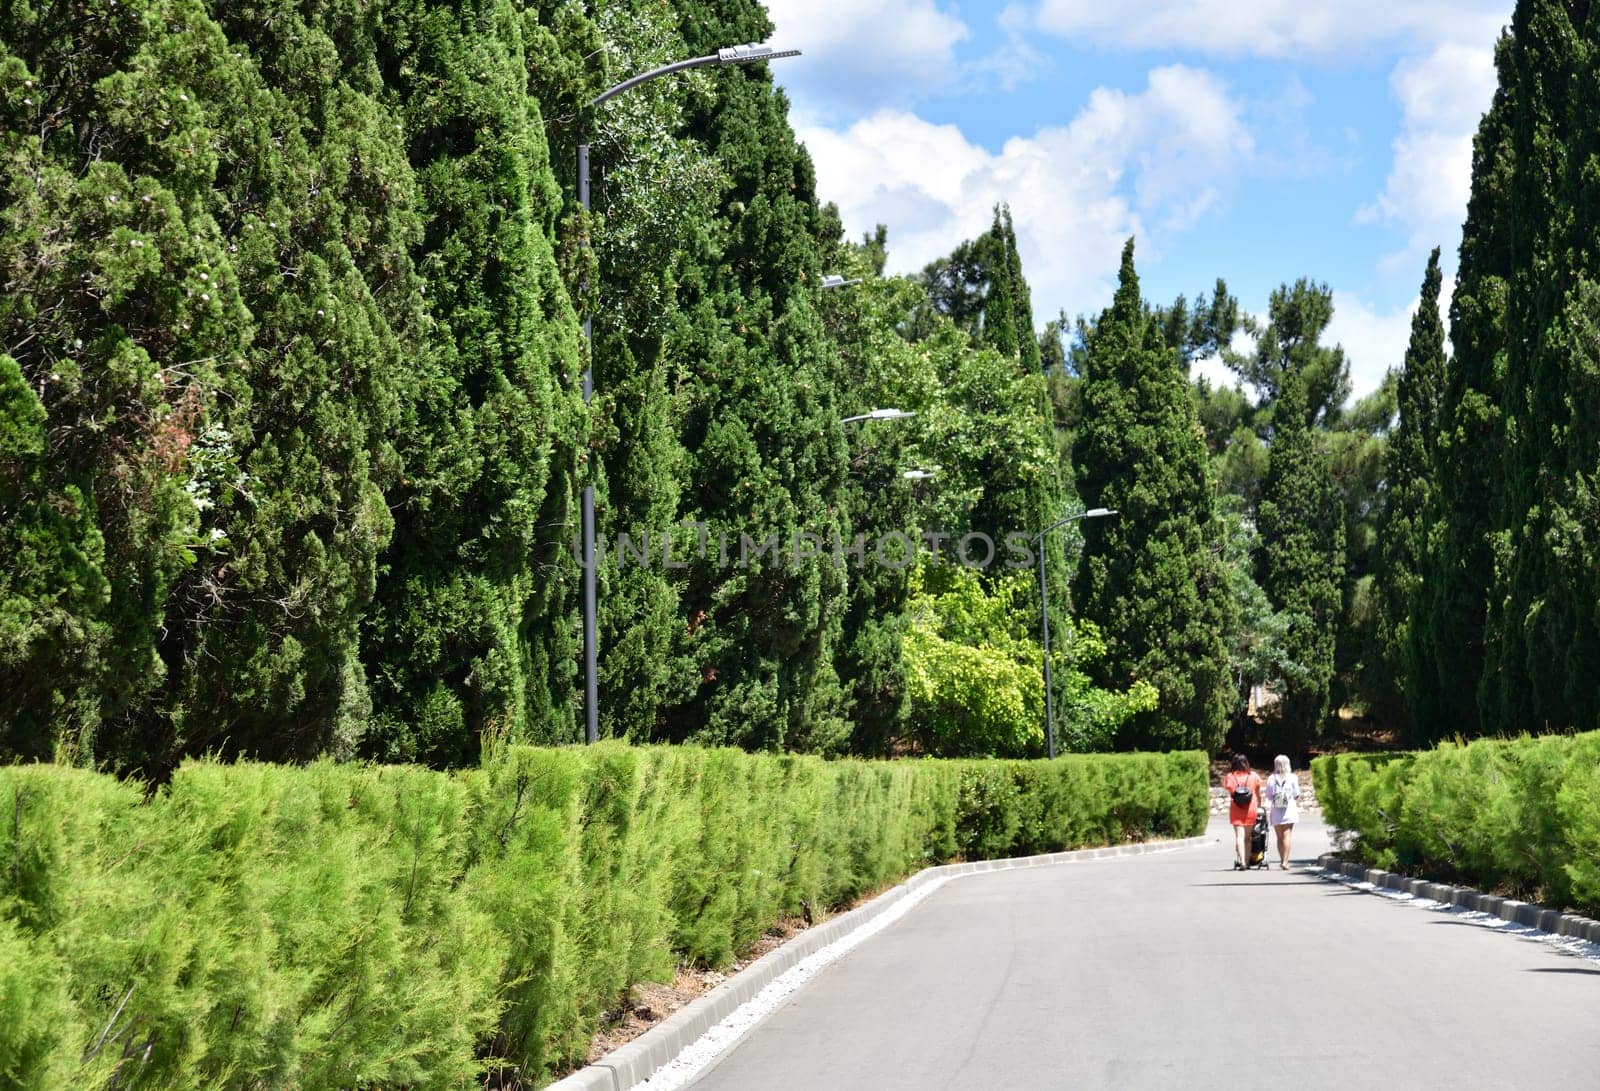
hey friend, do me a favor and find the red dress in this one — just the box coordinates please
[1224,771,1262,827]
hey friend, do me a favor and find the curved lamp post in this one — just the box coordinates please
[579,43,801,744]
[1033,507,1116,758]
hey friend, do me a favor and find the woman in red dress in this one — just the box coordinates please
[1222,753,1262,870]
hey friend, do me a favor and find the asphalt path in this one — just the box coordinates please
[684,813,1600,1090]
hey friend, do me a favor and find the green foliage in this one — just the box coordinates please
[0,761,504,1088]
[1313,730,1600,915]
[900,565,1157,757]
[0,746,1206,1085]
[900,567,1042,757]
[358,0,583,764]
[1072,241,1235,751]
[646,0,853,753]
[0,0,594,771]
[1477,2,1600,736]
[918,205,1041,372]
[1257,373,1344,747]
[1226,278,1352,428]
[1370,251,1447,736]
[1214,499,1307,725]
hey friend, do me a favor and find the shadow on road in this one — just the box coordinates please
[1524,966,1600,975]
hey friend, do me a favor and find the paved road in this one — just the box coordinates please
[685,814,1600,1090]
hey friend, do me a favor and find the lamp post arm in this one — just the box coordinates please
[591,53,722,107]
[1033,511,1085,544]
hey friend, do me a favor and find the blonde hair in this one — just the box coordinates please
[1273,754,1293,780]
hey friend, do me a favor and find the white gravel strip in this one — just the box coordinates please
[1308,866,1600,963]
[627,873,957,1091]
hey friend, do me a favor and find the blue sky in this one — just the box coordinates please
[763,0,1509,397]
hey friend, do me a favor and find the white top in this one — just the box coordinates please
[1264,773,1300,826]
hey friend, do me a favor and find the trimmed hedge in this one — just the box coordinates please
[0,746,1205,1087]
[1313,730,1600,917]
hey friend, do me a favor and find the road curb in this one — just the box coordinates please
[546,830,1216,1091]
[1313,854,1600,943]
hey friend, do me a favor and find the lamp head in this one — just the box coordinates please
[718,43,802,64]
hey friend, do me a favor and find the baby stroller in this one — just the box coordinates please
[1246,808,1270,870]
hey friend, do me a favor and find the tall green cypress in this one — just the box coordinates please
[1257,372,1345,747]
[1072,241,1234,752]
[1481,1,1600,733]
[150,0,425,765]
[527,1,725,743]
[1,0,427,769]
[1414,34,1513,740]
[358,0,583,764]
[654,0,851,751]
[1371,250,1446,736]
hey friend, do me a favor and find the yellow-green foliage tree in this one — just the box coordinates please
[902,565,1155,756]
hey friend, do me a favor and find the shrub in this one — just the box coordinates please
[0,745,1205,1086]
[1313,730,1600,913]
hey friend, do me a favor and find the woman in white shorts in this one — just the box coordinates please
[1263,754,1300,870]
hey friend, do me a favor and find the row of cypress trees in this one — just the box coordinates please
[6,0,1244,773]
[14,0,1587,771]
[1376,0,1600,742]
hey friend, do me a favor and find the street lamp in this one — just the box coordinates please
[1033,508,1116,759]
[840,408,915,425]
[900,469,936,480]
[579,43,801,745]
[820,274,861,290]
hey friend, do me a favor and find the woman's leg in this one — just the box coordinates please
[1233,823,1247,866]
[1281,823,1294,867]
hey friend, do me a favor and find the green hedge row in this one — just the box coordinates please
[1312,730,1600,916]
[0,745,1205,1088]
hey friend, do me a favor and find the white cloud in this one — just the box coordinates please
[1325,277,1452,399]
[1028,0,1505,59]
[1360,43,1497,278]
[797,65,1252,321]
[763,0,969,117]
[1327,292,1415,397]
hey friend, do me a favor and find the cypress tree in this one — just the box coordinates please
[1480,1,1600,733]
[1370,250,1446,736]
[358,0,583,764]
[1413,33,1514,740]
[1,0,427,768]
[1072,241,1235,752]
[149,0,425,765]
[655,0,851,751]
[1257,372,1345,748]
[0,354,113,760]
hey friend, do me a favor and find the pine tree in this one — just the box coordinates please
[918,206,1042,373]
[1370,250,1446,735]
[1231,280,1352,429]
[1257,372,1344,748]
[1072,241,1235,752]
